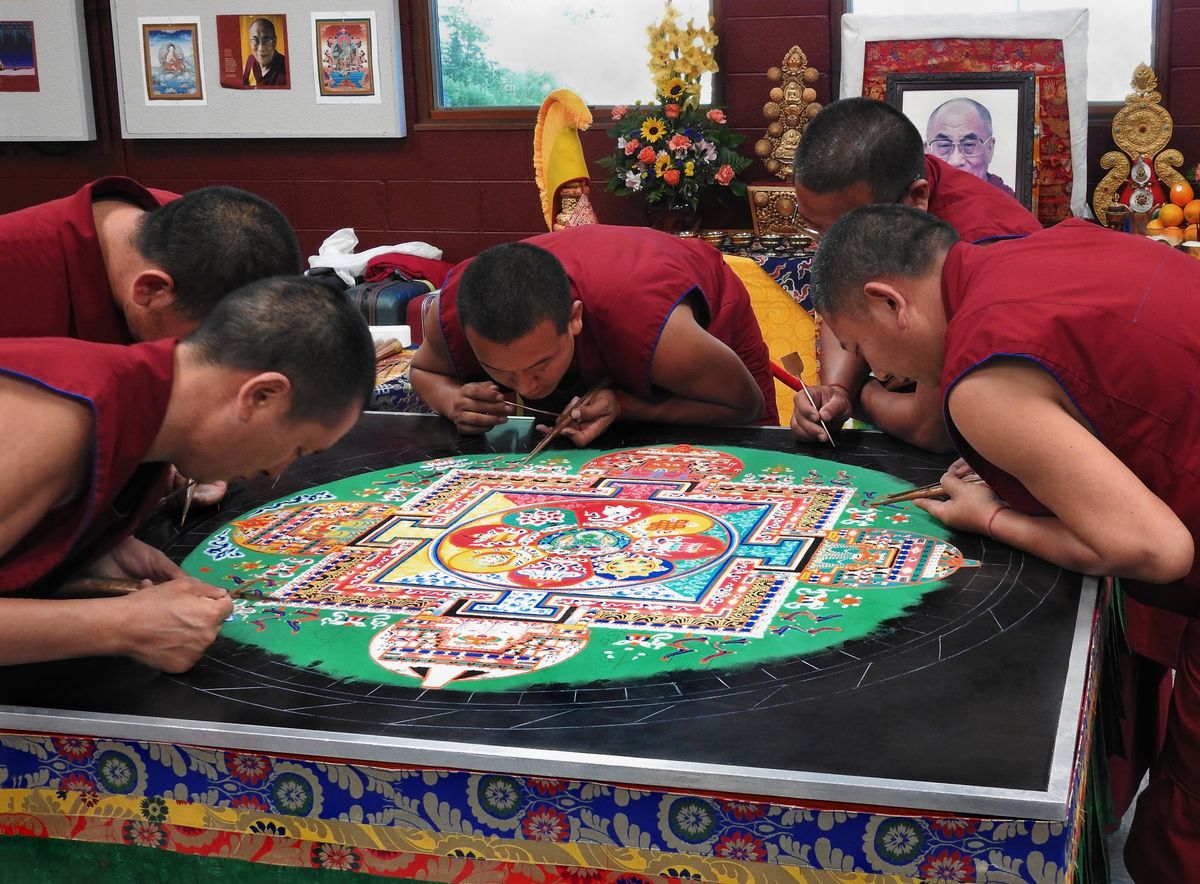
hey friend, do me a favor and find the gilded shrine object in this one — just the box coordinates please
[748,46,822,235]
[1092,64,1185,227]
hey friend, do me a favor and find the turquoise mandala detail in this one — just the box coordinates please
[863,815,929,874]
[659,796,719,849]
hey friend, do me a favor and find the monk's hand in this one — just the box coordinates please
[789,384,851,444]
[544,389,620,448]
[446,381,514,435]
[914,467,1005,535]
[84,536,185,584]
[115,578,233,673]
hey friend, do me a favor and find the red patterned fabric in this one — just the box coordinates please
[924,156,1041,243]
[438,225,778,423]
[0,178,178,343]
[0,338,175,592]
[863,38,1071,224]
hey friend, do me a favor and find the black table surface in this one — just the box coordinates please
[0,414,1093,819]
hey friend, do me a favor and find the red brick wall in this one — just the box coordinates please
[1,1,1196,261]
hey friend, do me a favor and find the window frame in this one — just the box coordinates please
[410,0,726,131]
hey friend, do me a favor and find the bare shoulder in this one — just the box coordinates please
[0,374,92,511]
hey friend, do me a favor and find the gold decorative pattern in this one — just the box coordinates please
[753,46,821,182]
[1093,64,1185,226]
[748,184,803,234]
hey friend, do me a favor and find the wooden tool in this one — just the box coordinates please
[867,475,986,508]
[179,479,196,528]
[522,379,611,463]
[374,338,403,361]
[774,351,835,448]
[502,400,562,419]
[54,575,270,601]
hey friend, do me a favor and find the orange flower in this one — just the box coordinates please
[663,168,681,186]
[706,109,726,123]
[624,138,641,156]
[664,103,681,119]
[668,134,692,152]
[637,146,657,164]
[715,164,734,185]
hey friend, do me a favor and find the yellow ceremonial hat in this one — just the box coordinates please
[533,89,593,231]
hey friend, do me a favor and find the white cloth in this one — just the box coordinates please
[307,228,444,287]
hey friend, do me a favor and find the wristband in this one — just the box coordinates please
[986,503,1010,538]
[827,383,850,398]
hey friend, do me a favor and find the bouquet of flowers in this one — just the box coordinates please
[596,1,750,211]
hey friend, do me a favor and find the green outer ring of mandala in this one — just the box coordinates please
[186,445,964,691]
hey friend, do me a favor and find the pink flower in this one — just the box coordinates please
[715,164,735,185]
[522,804,570,841]
[664,103,681,119]
[637,146,657,165]
[663,169,681,186]
[668,134,692,152]
[706,108,726,124]
[611,105,629,121]
[624,138,641,156]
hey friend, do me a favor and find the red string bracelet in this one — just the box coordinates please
[986,503,1010,538]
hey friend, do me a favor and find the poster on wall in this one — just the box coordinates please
[312,12,379,103]
[0,20,39,93]
[216,13,290,90]
[139,18,205,103]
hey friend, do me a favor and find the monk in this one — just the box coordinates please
[790,97,1040,452]
[410,225,776,446]
[0,277,374,673]
[808,203,1200,881]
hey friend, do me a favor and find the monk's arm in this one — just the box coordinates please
[918,361,1193,582]
[858,380,954,453]
[632,301,765,425]
[409,295,510,434]
[0,376,90,559]
[0,376,232,671]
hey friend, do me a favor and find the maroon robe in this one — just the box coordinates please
[925,155,1041,244]
[438,225,778,423]
[0,338,176,593]
[0,177,178,344]
[938,219,1200,873]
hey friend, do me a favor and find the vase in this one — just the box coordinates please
[644,199,700,234]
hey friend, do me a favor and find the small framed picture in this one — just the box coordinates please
[313,14,377,102]
[886,71,1037,210]
[140,19,205,102]
[0,20,39,93]
[217,14,289,90]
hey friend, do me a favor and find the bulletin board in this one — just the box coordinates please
[109,2,406,139]
[0,0,96,141]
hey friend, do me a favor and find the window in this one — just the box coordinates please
[847,0,1158,103]
[418,0,712,122]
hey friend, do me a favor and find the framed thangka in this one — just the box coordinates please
[139,18,205,103]
[313,12,379,103]
[0,21,39,93]
[887,71,1036,210]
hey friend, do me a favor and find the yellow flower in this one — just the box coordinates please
[684,161,695,177]
[663,78,687,100]
[654,153,672,177]
[641,117,666,143]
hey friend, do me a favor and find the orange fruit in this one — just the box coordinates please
[1146,217,1164,231]
[1160,226,1184,243]
[1157,203,1185,228]
[1185,199,1200,225]
[1184,223,1200,242]
[1171,180,1195,207]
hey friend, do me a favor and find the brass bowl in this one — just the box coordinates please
[730,231,754,247]
[675,229,698,238]
[757,233,783,250]
[699,230,727,247]
[785,233,813,250]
